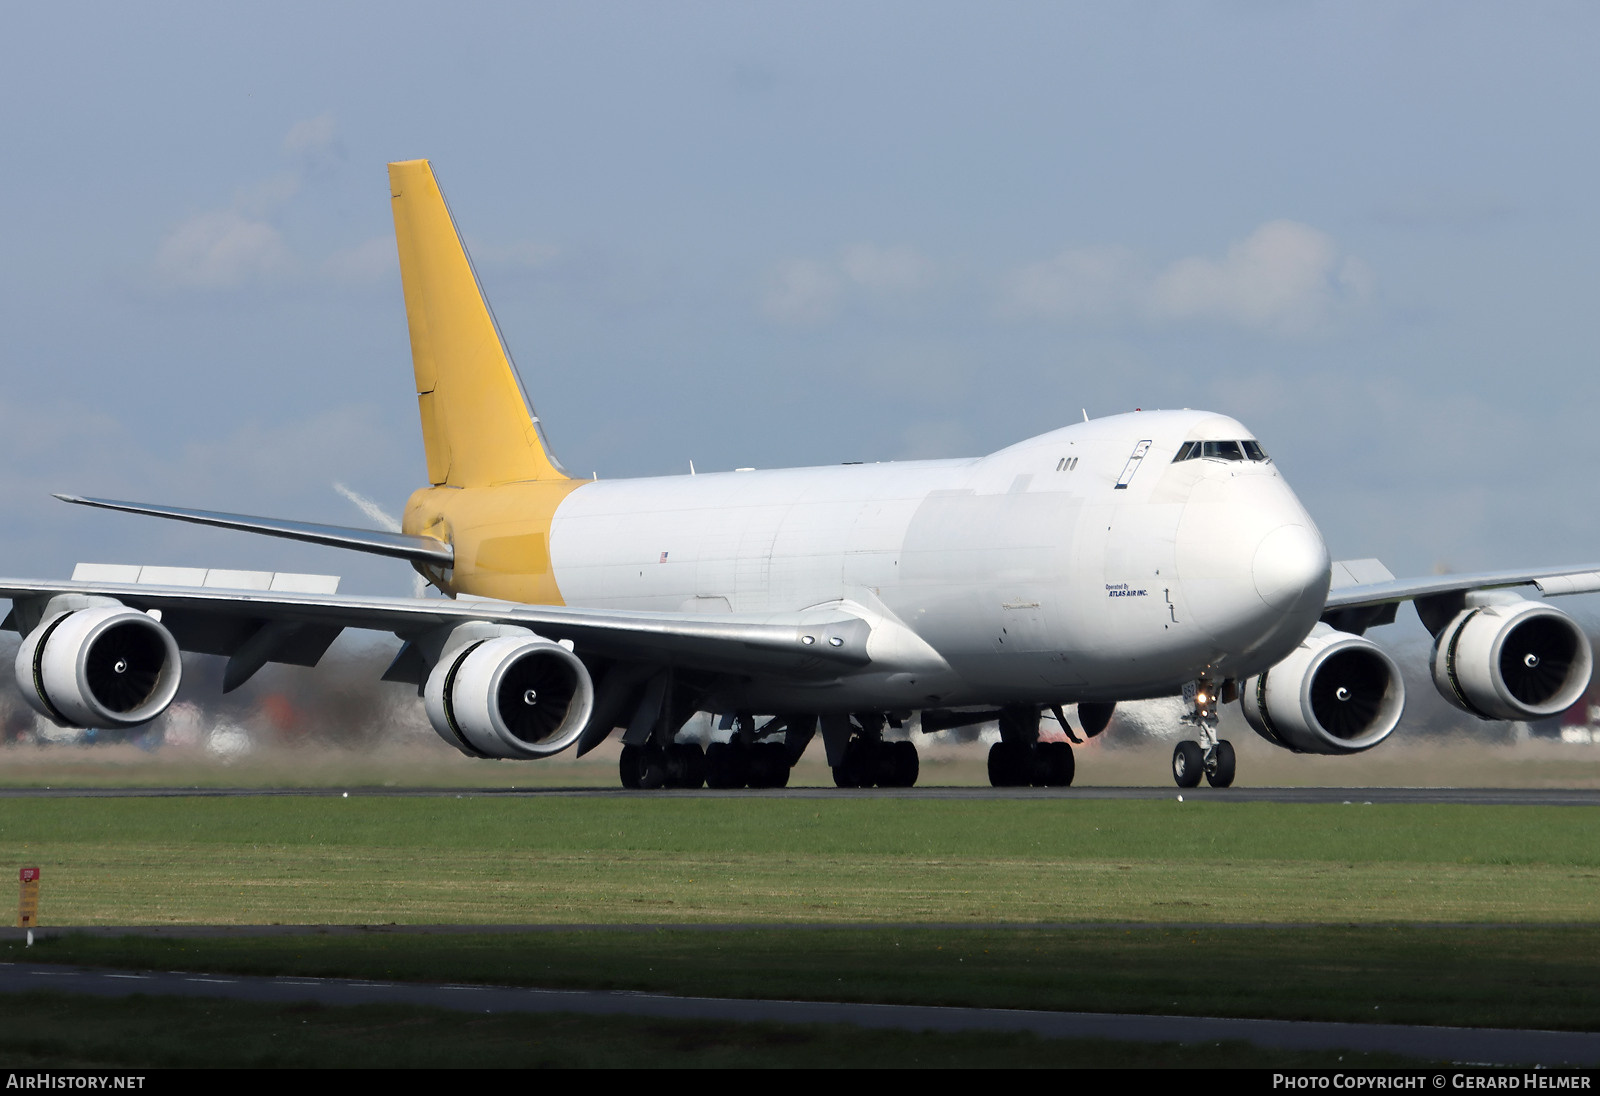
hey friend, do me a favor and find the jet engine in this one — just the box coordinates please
[15,605,182,728]
[423,633,595,759]
[1240,624,1404,754]
[1429,599,1592,721]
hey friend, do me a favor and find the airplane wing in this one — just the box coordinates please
[1321,558,1600,634]
[0,575,873,687]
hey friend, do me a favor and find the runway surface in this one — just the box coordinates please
[0,785,1597,804]
[3,960,1596,1065]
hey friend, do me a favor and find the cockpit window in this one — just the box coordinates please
[1172,439,1270,463]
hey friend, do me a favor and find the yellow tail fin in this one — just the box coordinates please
[388,159,568,487]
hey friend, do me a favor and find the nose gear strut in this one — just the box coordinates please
[1172,678,1236,788]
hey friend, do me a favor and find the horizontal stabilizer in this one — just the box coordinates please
[55,495,454,566]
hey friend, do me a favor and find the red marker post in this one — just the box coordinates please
[18,867,40,929]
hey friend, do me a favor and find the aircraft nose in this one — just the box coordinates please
[1253,524,1329,613]
[1175,472,1331,664]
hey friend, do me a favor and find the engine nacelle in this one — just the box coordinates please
[423,633,595,759]
[15,606,182,728]
[1430,599,1593,721]
[1240,624,1405,754]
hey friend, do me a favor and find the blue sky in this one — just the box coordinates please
[1,2,1597,622]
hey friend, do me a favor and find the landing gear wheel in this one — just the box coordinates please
[620,744,643,789]
[748,743,791,788]
[987,741,1027,787]
[705,741,748,789]
[1039,741,1075,787]
[874,740,918,788]
[620,744,666,790]
[1172,740,1203,789]
[667,743,706,789]
[1205,739,1236,788]
[833,739,870,788]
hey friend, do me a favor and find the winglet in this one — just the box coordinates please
[388,159,569,487]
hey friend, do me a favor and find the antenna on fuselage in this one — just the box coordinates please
[1082,409,1089,422]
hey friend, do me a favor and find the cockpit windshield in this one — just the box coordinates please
[1173,439,1270,463]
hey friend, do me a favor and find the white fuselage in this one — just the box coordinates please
[546,409,1331,712]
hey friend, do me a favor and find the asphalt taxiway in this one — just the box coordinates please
[3,960,1597,1065]
[0,785,1597,805]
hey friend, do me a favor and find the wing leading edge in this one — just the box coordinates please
[0,575,876,686]
[1322,557,1600,634]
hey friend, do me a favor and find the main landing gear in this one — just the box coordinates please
[618,709,814,790]
[619,741,707,789]
[1171,679,1235,788]
[830,713,919,788]
[986,705,1075,787]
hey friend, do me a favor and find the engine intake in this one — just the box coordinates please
[1241,624,1404,754]
[1431,599,1593,721]
[423,633,595,759]
[16,606,183,728]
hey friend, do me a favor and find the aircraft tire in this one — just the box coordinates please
[1206,740,1236,788]
[833,739,870,788]
[669,743,706,789]
[1043,741,1075,787]
[619,744,644,789]
[748,744,789,788]
[705,742,747,789]
[1172,741,1204,788]
[987,742,1023,787]
[888,740,919,788]
[759,744,793,789]
[868,741,898,787]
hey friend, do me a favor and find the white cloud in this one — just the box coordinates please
[1002,244,1144,321]
[762,259,841,324]
[321,236,396,287]
[154,209,294,289]
[283,112,343,171]
[762,245,936,324]
[839,244,936,293]
[1001,221,1373,336]
[467,239,562,273]
[150,113,396,294]
[234,172,301,218]
[1149,221,1371,335]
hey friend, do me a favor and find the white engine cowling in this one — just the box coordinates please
[15,606,183,728]
[423,634,595,759]
[1241,623,1405,754]
[1431,599,1593,721]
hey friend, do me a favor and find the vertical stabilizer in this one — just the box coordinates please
[388,159,568,486]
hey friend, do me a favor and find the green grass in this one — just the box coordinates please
[0,991,1428,1068]
[2,796,1598,924]
[15,925,1600,1032]
[5,795,1596,1065]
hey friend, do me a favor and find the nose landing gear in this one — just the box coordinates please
[1172,679,1236,788]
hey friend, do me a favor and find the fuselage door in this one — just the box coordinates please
[1114,440,1153,490]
